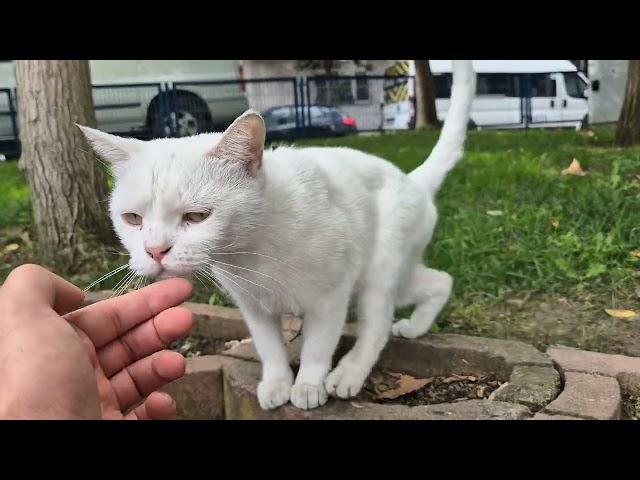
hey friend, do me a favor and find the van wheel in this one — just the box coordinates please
[149,93,212,138]
[468,119,478,130]
[580,114,589,130]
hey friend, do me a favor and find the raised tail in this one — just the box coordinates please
[408,60,476,197]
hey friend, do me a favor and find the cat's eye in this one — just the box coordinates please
[122,212,142,226]
[183,211,210,223]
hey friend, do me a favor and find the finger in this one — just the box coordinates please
[110,350,185,411]
[125,392,176,420]
[2,263,84,316]
[97,306,193,377]
[65,278,192,348]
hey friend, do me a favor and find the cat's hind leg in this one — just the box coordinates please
[391,264,453,339]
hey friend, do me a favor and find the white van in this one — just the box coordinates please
[0,60,249,142]
[382,60,589,131]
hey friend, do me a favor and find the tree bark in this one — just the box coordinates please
[616,60,640,146]
[15,60,115,273]
[414,60,439,129]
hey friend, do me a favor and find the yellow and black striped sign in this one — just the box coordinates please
[384,82,409,103]
[383,61,411,104]
[389,60,410,77]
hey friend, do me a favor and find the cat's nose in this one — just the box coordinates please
[145,244,172,262]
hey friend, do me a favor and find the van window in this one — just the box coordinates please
[563,72,587,98]
[434,73,452,98]
[476,73,520,97]
[530,73,556,97]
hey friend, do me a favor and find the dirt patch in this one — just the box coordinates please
[170,334,230,358]
[443,291,640,357]
[360,369,505,406]
[622,393,640,420]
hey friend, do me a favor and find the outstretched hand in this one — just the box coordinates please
[0,264,193,419]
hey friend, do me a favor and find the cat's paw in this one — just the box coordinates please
[325,361,368,399]
[257,378,293,410]
[391,319,422,339]
[290,383,328,410]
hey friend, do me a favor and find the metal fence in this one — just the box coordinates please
[0,88,19,157]
[0,73,587,157]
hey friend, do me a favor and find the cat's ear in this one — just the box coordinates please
[209,110,265,176]
[76,124,144,173]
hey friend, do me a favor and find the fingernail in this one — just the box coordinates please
[160,393,174,406]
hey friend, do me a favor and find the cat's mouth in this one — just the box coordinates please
[155,267,193,281]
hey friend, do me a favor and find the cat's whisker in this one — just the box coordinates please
[203,266,272,315]
[83,264,129,292]
[204,259,298,308]
[206,259,289,291]
[193,271,210,290]
[203,262,277,297]
[205,249,331,287]
[111,270,136,298]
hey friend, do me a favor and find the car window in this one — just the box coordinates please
[263,106,293,127]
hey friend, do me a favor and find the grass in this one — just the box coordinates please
[0,160,31,228]
[2,127,640,354]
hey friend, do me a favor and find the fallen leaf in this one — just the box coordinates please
[350,402,364,409]
[561,158,587,176]
[486,210,503,216]
[378,374,433,399]
[550,218,560,228]
[488,382,510,401]
[604,309,638,320]
[476,385,487,398]
[2,243,19,254]
[630,250,640,258]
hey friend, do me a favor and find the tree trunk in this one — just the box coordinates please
[15,60,115,273]
[414,60,439,129]
[616,60,640,146]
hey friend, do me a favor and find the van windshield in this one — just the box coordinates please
[563,72,587,98]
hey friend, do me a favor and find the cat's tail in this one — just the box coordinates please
[408,60,476,198]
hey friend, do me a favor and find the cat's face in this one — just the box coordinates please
[79,110,266,280]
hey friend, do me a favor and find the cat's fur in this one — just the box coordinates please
[79,60,476,410]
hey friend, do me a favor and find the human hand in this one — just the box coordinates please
[0,264,193,419]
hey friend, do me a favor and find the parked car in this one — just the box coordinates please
[262,104,357,141]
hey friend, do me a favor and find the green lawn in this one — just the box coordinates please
[0,160,31,228]
[2,127,640,354]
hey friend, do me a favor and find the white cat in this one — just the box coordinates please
[79,60,476,411]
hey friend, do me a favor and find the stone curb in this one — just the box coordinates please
[81,295,637,420]
[547,345,640,396]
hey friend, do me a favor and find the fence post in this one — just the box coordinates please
[8,89,20,155]
[522,74,532,128]
[305,77,312,127]
[293,77,301,132]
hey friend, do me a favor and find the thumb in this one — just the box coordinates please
[1,264,84,316]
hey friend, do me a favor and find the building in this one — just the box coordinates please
[240,60,397,130]
[587,60,629,125]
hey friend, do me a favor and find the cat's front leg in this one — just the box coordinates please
[290,291,350,410]
[239,304,294,410]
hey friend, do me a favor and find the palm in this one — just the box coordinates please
[66,279,193,420]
